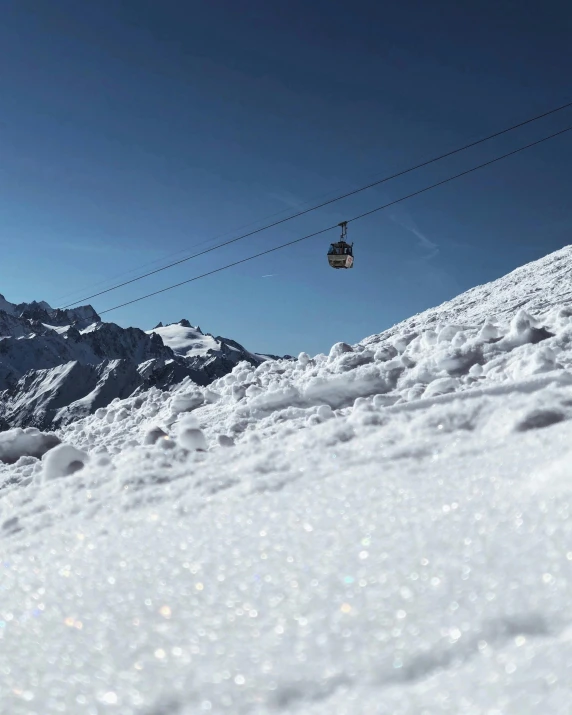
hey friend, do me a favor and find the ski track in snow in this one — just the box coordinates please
[2,247,572,713]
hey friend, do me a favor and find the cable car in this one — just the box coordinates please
[327,221,354,269]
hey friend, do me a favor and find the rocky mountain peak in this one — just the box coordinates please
[0,293,278,430]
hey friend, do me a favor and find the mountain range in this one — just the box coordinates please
[0,294,278,430]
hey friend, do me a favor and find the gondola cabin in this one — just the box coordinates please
[327,221,354,269]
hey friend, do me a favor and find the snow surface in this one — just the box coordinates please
[3,247,572,713]
[148,322,220,357]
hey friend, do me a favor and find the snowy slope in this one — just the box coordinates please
[148,320,220,357]
[148,319,269,375]
[2,248,572,713]
[0,297,267,429]
[376,244,572,335]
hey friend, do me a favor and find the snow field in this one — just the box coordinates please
[147,322,220,357]
[3,247,572,712]
[2,380,572,714]
[46,298,572,460]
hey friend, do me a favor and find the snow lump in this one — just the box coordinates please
[0,427,60,464]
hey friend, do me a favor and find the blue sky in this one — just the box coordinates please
[1,0,571,356]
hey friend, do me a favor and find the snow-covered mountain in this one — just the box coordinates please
[2,247,572,714]
[0,294,270,429]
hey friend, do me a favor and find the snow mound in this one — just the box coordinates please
[0,426,60,464]
[42,443,89,481]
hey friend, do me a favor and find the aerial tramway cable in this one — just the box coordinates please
[63,100,572,309]
[97,123,572,316]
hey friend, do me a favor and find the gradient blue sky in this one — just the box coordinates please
[1,0,571,355]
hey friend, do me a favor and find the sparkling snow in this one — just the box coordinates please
[3,247,572,713]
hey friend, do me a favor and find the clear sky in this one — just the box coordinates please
[1,0,571,356]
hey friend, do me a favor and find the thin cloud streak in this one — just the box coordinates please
[389,211,439,262]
